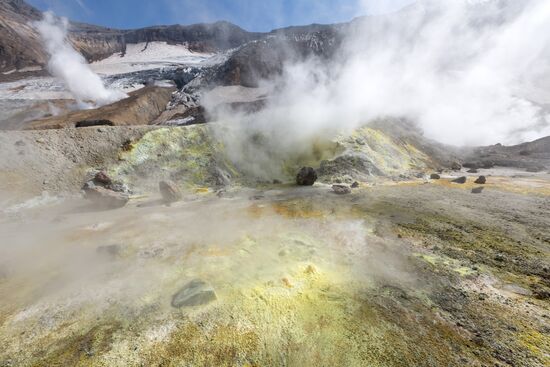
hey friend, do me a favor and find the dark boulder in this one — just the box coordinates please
[351,181,360,188]
[452,176,467,184]
[474,176,487,184]
[430,173,441,180]
[296,167,318,186]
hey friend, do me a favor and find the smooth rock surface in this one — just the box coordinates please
[171,279,217,308]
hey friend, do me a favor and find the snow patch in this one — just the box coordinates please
[92,42,216,75]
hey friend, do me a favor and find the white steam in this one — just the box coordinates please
[209,0,550,177]
[33,12,126,107]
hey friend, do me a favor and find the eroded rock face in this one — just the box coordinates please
[296,167,318,186]
[84,186,129,209]
[171,279,217,308]
[159,180,182,204]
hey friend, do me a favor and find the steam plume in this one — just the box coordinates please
[208,0,550,178]
[33,12,126,107]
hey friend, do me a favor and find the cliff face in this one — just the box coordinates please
[0,1,263,73]
[0,0,343,75]
[0,0,46,71]
[123,21,262,53]
[0,0,126,72]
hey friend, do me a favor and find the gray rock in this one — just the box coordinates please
[171,279,217,308]
[159,180,182,203]
[332,184,352,195]
[451,162,462,171]
[214,167,232,187]
[84,186,129,209]
[452,176,467,184]
[430,173,441,180]
[474,176,487,184]
[471,187,484,194]
[296,167,317,186]
[351,181,359,188]
[467,168,478,173]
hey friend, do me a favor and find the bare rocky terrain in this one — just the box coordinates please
[0,1,548,366]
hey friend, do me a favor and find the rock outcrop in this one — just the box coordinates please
[26,86,175,129]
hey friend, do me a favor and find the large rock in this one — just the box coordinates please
[296,167,318,186]
[430,173,441,180]
[474,176,487,184]
[84,186,129,209]
[171,279,217,308]
[451,176,467,184]
[159,180,182,203]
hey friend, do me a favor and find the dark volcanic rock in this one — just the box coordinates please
[171,279,217,308]
[430,173,441,180]
[296,167,318,186]
[84,186,129,209]
[474,176,487,185]
[452,176,467,184]
[159,180,182,204]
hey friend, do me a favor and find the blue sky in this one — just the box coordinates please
[27,0,413,32]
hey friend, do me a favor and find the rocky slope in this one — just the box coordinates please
[0,0,342,78]
[0,0,45,71]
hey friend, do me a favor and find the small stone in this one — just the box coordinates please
[471,187,484,194]
[452,176,467,184]
[296,167,317,186]
[430,173,441,180]
[351,181,360,188]
[332,184,351,195]
[171,279,217,308]
[474,176,487,184]
[159,180,182,204]
[494,253,505,262]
